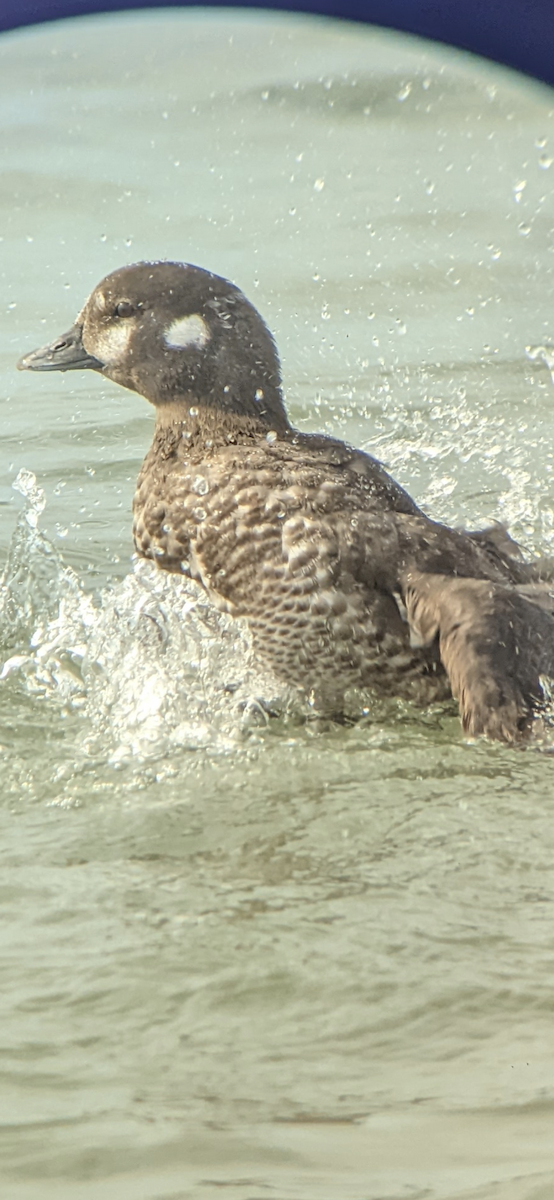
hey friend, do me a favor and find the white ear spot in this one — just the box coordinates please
[164,314,210,350]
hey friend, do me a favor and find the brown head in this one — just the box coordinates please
[17,260,289,431]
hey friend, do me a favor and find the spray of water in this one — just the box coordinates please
[0,470,295,766]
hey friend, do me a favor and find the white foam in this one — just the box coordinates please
[0,472,293,765]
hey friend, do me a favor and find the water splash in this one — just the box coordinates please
[0,472,292,766]
[526,343,554,386]
[0,469,76,655]
[2,469,553,770]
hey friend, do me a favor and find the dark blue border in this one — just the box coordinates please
[1,0,554,90]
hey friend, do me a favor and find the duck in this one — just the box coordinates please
[17,260,554,743]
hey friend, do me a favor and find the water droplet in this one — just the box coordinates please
[261,90,269,101]
[313,178,325,192]
[518,222,531,236]
[125,237,133,247]
[526,344,554,384]
[397,82,412,102]
[192,507,207,522]
[425,180,435,195]
[55,524,68,538]
[539,153,553,169]
[100,233,107,242]
[255,388,264,401]
[289,206,297,216]
[13,468,46,525]
[266,431,278,445]
[189,406,199,417]
[513,179,527,202]
[192,474,209,495]
[535,136,547,148]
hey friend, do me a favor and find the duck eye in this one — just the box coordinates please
[114,300,135,319]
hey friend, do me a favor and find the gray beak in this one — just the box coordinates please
[17,324,103,373]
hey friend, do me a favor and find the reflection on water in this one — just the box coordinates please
[2,10,554,1199]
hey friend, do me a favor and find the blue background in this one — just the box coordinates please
[0,1,553,90]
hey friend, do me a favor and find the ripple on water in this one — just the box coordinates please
[4,12,554,1198]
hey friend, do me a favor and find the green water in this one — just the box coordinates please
[1,11,554,1198]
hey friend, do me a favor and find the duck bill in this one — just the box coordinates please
[17,324,104,373]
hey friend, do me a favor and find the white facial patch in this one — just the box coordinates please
[164,314,210,350]
[89,320,134,365]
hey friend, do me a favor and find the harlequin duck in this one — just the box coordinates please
[17,261,554,742]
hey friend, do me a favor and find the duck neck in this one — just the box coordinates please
[153,398,291,451]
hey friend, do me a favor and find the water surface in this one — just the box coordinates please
[2,11,554,1199]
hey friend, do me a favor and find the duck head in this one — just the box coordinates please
[18,261,289,431]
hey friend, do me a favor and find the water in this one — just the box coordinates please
[1,10,554,1198]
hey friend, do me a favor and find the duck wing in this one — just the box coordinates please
[285,430,423,516]
[464,523,554,584]
[347,510,554,741]
[401,570,554,741]
[291,432,552,584]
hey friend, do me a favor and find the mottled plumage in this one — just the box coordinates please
[18,261,554,741]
